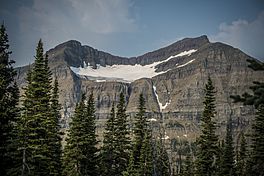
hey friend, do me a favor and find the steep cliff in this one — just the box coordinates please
[15,36,263,143]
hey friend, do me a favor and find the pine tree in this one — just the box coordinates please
[154,138,170,176]
[181,153,194,176]
[220,118,236,176]
[237,131,247,176]
[13,40,55,175]
[230,59,264,108]
[48,78,62,175]
[247,104,264,176]
[126,93,149,175]
[123,152,137,176]
[196,77,219,176]
[0,23,19,176]
[112,92,131,175]
[100,103,116,176]
[63,94,86,176]
[9,68,33,176]
[82,92,99,175]
[63,93,99,176]
[231,59,264,175]
[138,128,154,176]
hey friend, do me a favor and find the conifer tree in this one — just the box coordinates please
[181,153,194,176]
[126,93,148,175]
[113,92,131,175]
[247,104,264,176]
[138,128,154,176]
[63,94,86,176]
[82,92,99,175]
[220,118,236,176]
[196,77,219,176]
[0,23,19,176]
[63,93,99,176]
[237,131,247,176]
[10,68,33,176]
[14,40,56,175]
[154,138,170,176]
[231,59,264,175]
[48,78,62,176]
[123,152,137,176]
[100,103,116,176]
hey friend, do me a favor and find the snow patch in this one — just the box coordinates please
[148,118,157,122]
[162,135,170,140]
[70,49,197,82]
[176,59,195,68]
[153,85,171,112]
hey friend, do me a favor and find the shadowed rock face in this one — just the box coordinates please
[15,35,263,142]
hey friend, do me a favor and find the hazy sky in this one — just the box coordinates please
[1,0,264,66]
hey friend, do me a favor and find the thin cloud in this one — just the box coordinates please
[13,0,137,66]
[210,11,264,60]
[68,0,137,34]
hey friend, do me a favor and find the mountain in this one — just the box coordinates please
[15,35,263,143]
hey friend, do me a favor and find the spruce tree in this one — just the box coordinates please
[82,92,99,175]
[181,153,194,176]
[138,128,154,176]
[48,78,62,175]
[247,104,264,176]
[123,152,137,176]
[0,23,19,176]
[196,77,219,176]
[220,118,236,176]
[63,93,98,176]
[100,103,116,176]
[126,93,149,175]
[237,131,247,176]
[154,138,170,176]
[230,59,264,108]
[113,92,131,175]
[63,94,86,176]
[14,40,56,175]
[231,59,264,175]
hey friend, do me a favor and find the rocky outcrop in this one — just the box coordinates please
[15,36,263,143]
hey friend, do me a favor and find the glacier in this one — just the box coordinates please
[70,49,197,82]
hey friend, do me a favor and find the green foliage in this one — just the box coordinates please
[112,92,131,175]
[154,138,170,176]
[219,118,236,176]
[230,59,264,108]
[9,40,62,175]
[195,77,219,176]
[181,153,194,176]
[63,93,99,176]
[236,131,247,176]
[0,23,19,176]
[100,103,116,175]
[127,94,148,174]
[83,92,99,175]
[247,104,264,176]
[48,78,63,176]
[138,129,154,176]
[13,40,57,176]
[124,93,156,176]
[231,59,264,175]
[63,94,86,176]
[101,93,131,176]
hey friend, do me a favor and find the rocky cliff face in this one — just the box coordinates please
[15,36,263,143]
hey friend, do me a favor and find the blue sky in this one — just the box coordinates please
[1,0,264,66]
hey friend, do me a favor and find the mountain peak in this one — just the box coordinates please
[57,40,82,48]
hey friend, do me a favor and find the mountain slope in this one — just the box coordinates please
[15,35,263,141]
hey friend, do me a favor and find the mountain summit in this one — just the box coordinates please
[16,36,263,140]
